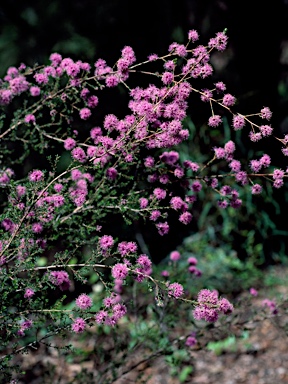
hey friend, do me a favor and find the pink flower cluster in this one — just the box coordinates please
[95,294,127,327]
[193,289,233,323]
[262,299,278,315]
[50,270,71,291]
[187,256,202,277]
[75,294,93,310]
[17,319,33,337]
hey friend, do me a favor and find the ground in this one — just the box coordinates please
[6,266,288,384]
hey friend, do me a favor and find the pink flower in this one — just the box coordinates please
[170,251,180,261]
[49,53,62,66]
[106,167,118,180]
[71,147,86,162]
[215,81,226,92]
[232,115,245,130]
[117,241,138,256]
[99,235,114,250]
[185,334,197,347]
[95,310,108,324]
[191,181,202,192]
[139,197,149,209]
[137,254,152,271]
[148,54,158,61]
[229,160,241,172]
[262,299,278,315]
[32,222,43,233]
[87,95,99,108]
[168,282,184,299]
[260,125,273,137]
[222,93,236,106]
[259,154,271,168]
[71,317,86,333]
[162,72,174,85]
[24,288,35,299]
[112,303,127,320]
[273,169,284,179]
[218,298,234,314]
[30,86,41,96]
[50,270,71,291]
[24,114,36,124]
[18,319,33,336]
[75,294,92,310]
[64,138,76,150]
[260,107,272,120]
[79,108,91,120]
[214,147,226,159]
[251,184,262,194]
[170,196,186,211]
[198,289,218,305]
[112,263,128,279]
[224,140,236,154]
[153,188,166,200]
[188,29,199,42]
[208,115,222,127]
[188,257,198,265]
[249,288,258,296]
[156,222,169,236]
[29,170,43,182]
[34,73,48,84]
[193,306,219,322]
[150,210,161,221]
[179,212,192,225]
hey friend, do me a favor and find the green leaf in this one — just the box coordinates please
[179,366,193,382]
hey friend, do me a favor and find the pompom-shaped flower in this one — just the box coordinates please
[170,251,180,261]
[198,289,218,305]
[168,282,184,299]
[170,196,187,211]
[30,86,41,97]
[186,334,197,347]
[71,147,86,163]
[32,222,43,234]
[249,288,258,296]
[251,184,262,195]
[24,288,35,299]
[260,125,273,137]
[139,197,149,209]
[29,170,43,182]
[79,107,91,120]
[179,211,192,225]
[76,294,92,310]
[222,93,236,106]
[218,298,234,314]
[259,154,271,168]
[106,167,118,180]
[162,71,174,85]
[64,138,76,150]
[50,270,71,291]
[188,29,199,42]
[232,115,245,130]
[208,115,222,127]
[95,310,108,324]
[224,140,236,154]
[153,188,166,200]
[112,263,129,280]
[156,222,169,236]
[71,317,86,333]
[260,107,272,120]
[99,235,114,250]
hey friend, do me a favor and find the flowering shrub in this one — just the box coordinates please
[0,28,287,381]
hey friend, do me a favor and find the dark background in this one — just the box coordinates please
[1,0,288,263]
